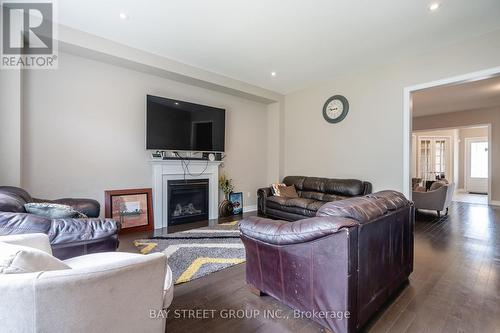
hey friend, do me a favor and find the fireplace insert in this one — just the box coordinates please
[167,179,209,225]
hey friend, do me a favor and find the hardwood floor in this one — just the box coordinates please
[119,202,500,333]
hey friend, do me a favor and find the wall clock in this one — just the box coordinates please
[322,95,349,123]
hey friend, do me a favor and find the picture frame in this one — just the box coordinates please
[104,188,154,234]
[229,192,243,215]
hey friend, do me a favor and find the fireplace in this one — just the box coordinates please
[167,179,209,225]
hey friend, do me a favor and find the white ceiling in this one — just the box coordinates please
[56,0,500,94]
[412,75,500,117]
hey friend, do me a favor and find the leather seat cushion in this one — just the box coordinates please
[306,200,327,211]
[299,191,348,202]
[268,196,324,211]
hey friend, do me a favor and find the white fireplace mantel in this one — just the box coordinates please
[151,159,222,230]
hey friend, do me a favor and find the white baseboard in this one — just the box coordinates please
[489,200,500,206]
[243,205,257,213]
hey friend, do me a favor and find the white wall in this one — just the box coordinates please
[284,29,500,194]
[0,69,22,186]
[22,52,269,213]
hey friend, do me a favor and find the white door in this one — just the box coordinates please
[465,137,488,194]
[417,137,450,181]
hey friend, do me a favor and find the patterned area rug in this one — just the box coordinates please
[134,221,245,285]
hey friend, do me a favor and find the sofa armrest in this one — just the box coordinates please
[239,216,357,245]
[412,186,447,210]
[49,217,120,245]
[33,252,167,332]
[0,233,52,254]
[362,181,373,195]
[0,212,52,235]
[33,197,100,218]
[257,187,273,216]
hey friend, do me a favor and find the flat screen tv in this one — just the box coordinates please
[146,95,225,152]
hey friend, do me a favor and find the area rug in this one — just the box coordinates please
[133,221,245,285]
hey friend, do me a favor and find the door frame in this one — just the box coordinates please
[403,65,500,206]
[464,136,490,194]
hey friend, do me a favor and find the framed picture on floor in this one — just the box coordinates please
[229,192,243,215]
[104,188,154,234]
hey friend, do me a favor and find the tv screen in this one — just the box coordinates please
[146,95,225,152]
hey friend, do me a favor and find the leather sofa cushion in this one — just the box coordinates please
[285,198,315,209]
[0,187,32,205]
[317,190,409,223]
[0,194,26,213]
[368,190,409,211]
[283,176,364,197]
[239,215,358,245]
[267,196,324,212]
[299,191,348,202]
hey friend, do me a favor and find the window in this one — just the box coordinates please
[418,137,449,180]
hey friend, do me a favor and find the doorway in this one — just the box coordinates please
[403,66,500,205]
[465,137,488,194]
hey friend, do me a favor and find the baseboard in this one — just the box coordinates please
[456,188,466,193]
[243,205,257,213]
[489,200,500,206]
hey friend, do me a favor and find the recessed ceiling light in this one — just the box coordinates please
[271,71,277,77]
[175,102,179,105]
[119,12,129,20]
[429,3,440,11]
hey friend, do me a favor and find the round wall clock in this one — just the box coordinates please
[322,95,349,123]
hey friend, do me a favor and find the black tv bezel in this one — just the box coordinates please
[146,95,226,152]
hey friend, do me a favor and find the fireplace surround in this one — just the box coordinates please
[151,160,222,230]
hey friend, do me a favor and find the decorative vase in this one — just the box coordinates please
[218,197,234,217]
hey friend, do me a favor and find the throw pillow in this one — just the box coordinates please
[275,185,299,198]
[0,242,70,274]
[271,183,286,195]
[24,202,87,219]
[429,181,447,191]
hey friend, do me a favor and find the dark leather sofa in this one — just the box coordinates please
[258,176,372,221]
[240,191,414,333]
[0,186,120,259]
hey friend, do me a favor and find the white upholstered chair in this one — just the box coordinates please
[412,182,455,217]
[0,233,173,333]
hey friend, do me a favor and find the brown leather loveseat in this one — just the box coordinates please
[240,191,414,333]
[258,176,372,221]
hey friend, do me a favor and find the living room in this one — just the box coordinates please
[1,1,500,332]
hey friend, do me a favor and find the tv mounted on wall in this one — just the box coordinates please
[146,95,226,152]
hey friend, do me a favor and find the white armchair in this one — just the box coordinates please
[0,233,173,333]
[412,182,455,217]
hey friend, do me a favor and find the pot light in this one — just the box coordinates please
[175,102,179,105]
[119,12,129,20]
[271,71,277,77]
[429,3,440,11]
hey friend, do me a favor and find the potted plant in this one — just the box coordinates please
[218,174,234,217]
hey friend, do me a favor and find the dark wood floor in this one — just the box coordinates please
[119,202,500,333]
